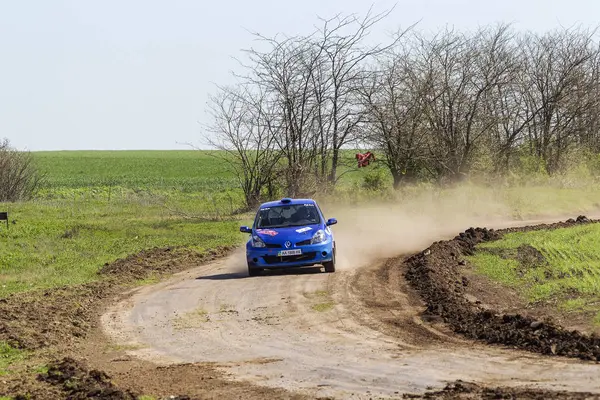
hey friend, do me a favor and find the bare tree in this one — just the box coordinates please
[574,42,600,153]
[205,85,283,209]
[0,138,43,202]
[238,34,323,196]
[311,6,410,184]
[416,26,516,182]
[227,7,407,195]
[521,27,598,173]
[359,41,430,188]
[477,25,536,174]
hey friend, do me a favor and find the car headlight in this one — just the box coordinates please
[252,235,266,248]
[311,229,326,244]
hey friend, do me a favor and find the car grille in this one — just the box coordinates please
[295,239,311,246]
[265,243,282,248]
[262,252,317,264]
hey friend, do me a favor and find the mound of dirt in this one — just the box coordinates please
[404,380,600,399]
[38,357,138,399]
[28,357,197,400]
[405,216,600,361]
[0,282,112,350]
[515,244,546,266]
[99,246,234,280]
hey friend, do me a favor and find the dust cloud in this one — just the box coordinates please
[224,246,249,275]
[226,184,600,273]
[324,185,594,271]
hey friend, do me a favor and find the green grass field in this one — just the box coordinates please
[0,201,242,296]
[34,150,237,191]
[0,151,255,298]
[467,223,600,325]
[32,149,372,192]
[0,342,27,376]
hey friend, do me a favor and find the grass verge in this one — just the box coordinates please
[467,222,600,327]
[305,290,335,312]
[0,342,27,376]
[0,200,246,298]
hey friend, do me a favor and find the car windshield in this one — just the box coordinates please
[255,204,320,229]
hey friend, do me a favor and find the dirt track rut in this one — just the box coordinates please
[103,224,600,399]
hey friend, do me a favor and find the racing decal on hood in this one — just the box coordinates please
[295,227,312,233]
[256,229,278,236]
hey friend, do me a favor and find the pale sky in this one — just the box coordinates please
[1,1,599,151]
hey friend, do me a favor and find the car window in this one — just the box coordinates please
[255,204,320,229]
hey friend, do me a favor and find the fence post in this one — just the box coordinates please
[0,212,8,230]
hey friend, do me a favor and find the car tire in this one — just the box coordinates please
[248,268,261,277]
[248,262,262,277]
[323,248,336,273]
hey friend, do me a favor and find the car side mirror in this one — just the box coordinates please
[240,226,252,233]
[326,218,337,226]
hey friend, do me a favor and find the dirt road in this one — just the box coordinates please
[103,210,600,399]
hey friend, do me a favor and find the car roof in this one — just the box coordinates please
[259,198,316,209]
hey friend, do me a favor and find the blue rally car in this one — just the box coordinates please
[240,198,337,276]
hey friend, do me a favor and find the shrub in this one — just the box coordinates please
[0,138,43,202]
[362,168,387,191]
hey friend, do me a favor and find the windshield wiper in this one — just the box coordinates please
[285,223,319,227]
[258,222,319,229]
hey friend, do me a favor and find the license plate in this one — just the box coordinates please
[277,249,302,257]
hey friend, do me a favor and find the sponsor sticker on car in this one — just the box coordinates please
[256,229,279,236]
[296,227,312,233]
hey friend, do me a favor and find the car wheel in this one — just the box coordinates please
[323,249,336,273]
[248,264,262,277]
[248,268,261,276]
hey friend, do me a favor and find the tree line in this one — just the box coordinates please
[206,9,600,207]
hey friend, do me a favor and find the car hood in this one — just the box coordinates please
[254,224,322,244]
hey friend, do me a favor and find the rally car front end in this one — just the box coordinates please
[245,228,335,271]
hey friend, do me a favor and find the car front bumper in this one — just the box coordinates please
[246,241,334,269]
